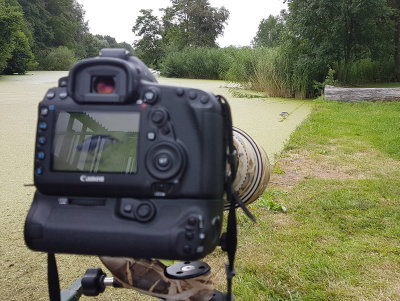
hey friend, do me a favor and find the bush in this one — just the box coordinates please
[41,46,77,71]
[224,47,300,98]
[160,47,231,79]
[336,59,395,85]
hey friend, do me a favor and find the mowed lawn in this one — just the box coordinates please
[226,99,400,300]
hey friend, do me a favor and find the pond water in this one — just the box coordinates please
[159,77,313,162]
[0,71,312,185]
[0,71,312,300]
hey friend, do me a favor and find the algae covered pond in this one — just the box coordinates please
[0,71,312,300]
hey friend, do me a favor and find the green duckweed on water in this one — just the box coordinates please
[0,71,312,300]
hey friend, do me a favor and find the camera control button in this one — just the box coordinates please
[196,246,204,254]
[123,203,133,213]
[161,125,170,135]
[58,77,68,87]
[38,122,48,130]
[200,95,209,104]
[176,88,184,97]
[137,204,150,217]
[189,91,197,100]
[155,153,172,170]
[40,107,49,116]
[37,152,45,160]
[46,90,55,99]
[136,202,155,222]
[38,137,46,145]
[147,131,156,141]
[59,91,68,99]
[151,110,168,125]
[144,89,158,104]
[36,167,44,175]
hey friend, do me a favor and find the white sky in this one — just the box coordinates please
[77,0,287,48]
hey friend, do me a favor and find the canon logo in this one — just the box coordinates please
[80,175,105,183]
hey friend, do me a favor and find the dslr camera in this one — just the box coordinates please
[25,49,227,260]
[25,49,269,262]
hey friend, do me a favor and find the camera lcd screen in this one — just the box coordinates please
[52,111,140,174]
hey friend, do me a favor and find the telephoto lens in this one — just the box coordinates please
[227,127,270,209]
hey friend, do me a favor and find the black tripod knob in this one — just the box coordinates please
[81,268,106,296]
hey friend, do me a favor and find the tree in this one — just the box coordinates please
[16,0,53,54]
[0,0,19,72]
[132,0,229,67]
[17,0,89,67]
[285,0,392,82]
[162,0,229,48]
[252,12,286,48]
[3,30,34,74]
[0,0,33,74]
[132,9,163,67]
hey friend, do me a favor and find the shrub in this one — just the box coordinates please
[224,47,299,98]
[337,59,395,85]
[41,46,77,71]
[160,47,231,79]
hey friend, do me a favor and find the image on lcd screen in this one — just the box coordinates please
[53,111,140,173]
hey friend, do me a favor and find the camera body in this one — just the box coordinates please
[25,49,226,260]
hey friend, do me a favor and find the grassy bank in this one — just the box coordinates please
[228,100,400,300]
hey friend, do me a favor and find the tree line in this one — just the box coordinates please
[132,0,229,68]
[1,0,399,98]
[0,0,133,74]
[134,0,400,97]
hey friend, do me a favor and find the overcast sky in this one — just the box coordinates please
[77,0,287,48]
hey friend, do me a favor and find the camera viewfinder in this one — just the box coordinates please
[93,76,115,94]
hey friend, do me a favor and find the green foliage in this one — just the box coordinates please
[162,0,229,48]
[257,190,287,212]
[16,0,109,69]
[252,13,286,48]
[232,101,400,300]
[0,0,26,73]
[340,59,395,85]
[11,0,133,70]
[40,46,76,71]
[132,9,163,68]
[313,66,339,94]
[133,0,229,68]
[286,101,400,160]
[224,46,309,98]
[160,46,231,79]
[285,0,393,86]
[3,30,33,74]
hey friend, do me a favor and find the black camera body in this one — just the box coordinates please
[25,49,227,260]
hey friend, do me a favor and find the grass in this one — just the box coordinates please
[228,99,400,300]
[2,82,400,300]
